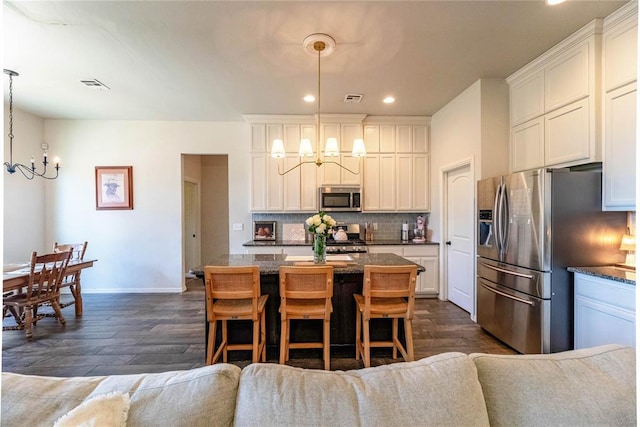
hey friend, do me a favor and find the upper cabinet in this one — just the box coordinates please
[601,2,637,211]
[507,20,601,172]
[362,117,431,212]
[246,115,431,213]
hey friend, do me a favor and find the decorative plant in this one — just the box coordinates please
[305,211,336,235]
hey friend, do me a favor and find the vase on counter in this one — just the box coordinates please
[313,234,327,264]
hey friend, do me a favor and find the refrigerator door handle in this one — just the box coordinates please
[479,262,534,279]
[500,181,509,250]
[493,181,503,253]
[479,281,535,306]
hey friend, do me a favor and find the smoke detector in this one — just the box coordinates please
[344,94,363,104]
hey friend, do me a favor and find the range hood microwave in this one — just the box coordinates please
[318,186,361,212]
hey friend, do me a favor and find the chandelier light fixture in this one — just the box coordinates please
[271,33,366,176]
[3,69,60,180]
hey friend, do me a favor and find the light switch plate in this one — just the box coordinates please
[232,223,243,231]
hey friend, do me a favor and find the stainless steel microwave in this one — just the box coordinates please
[318,186,361,212]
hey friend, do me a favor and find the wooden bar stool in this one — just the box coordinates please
[203,266,268,365]
[354,265,418,368]
[279,266,334,370]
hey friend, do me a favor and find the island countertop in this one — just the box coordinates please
[194,252,425,276]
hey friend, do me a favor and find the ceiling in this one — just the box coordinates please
[2,1,627,122]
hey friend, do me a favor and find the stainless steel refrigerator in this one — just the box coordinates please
[476,167,627,354]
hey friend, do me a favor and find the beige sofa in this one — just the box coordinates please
[2,344,635,426]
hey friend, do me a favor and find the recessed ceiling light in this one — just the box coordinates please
[304,94,315,102]
[546,0,565,5]
[383,96,395,104]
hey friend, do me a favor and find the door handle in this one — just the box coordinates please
[192,234,196,238]
[479,281,534,306]
[480,262,534,279]
[445,241,451,245]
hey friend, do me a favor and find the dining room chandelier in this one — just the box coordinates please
[3,69,60,180]
[270,33,366,176]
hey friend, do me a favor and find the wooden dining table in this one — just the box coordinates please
[3,259,97,316]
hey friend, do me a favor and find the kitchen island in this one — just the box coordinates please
[193,253,424,359]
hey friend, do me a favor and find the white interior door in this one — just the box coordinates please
[183,180,200,275]
[446,164,474,313]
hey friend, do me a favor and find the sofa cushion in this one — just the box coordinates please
[234,352,490,426]
[2,364,241,427]
[470,344,636,427]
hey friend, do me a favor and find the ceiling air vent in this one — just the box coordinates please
[344,94,363,104]
[81,79,110,90]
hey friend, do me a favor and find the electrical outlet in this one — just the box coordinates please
[232,223,243,231]
[373,223,378,230]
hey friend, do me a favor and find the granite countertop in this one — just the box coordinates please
[243,239,439,247]
[193,253,425,276]
[568,266,636,285]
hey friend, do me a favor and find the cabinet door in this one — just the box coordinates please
[266,124,284,154]
[603,83,636,210]
[363,155,380,211]
[380,125,396,152]
[250,124,266,152]
[364,125,380,153]
[396,125,413,153]
[544,98,590,166]
[341,155,362,185]
[396,154,413,211]
[300,162,318,211]
[266,156,284,211]
[368,246,403,255]
[284,125,301,153]
[379,154,396,210]
[603,17,638,92]
[341,123,362,154]
[413,154,430,211]
[283,154,301,211]
[545,42,590,112]
[413,125,429,153]
[510,70,545,126]
[404,256,439,295]
[511,117,544,172]
[318,159,341,185]
[250,154,267,211]
[574,274,635,349]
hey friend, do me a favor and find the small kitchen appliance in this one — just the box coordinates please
[326,224,367,254]
[318,186,361,212]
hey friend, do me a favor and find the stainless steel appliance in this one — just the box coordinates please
[476,168,626,354]
[319,186,361,212]
[327,224,367,254]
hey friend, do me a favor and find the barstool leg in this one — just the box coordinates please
[323,318,330,370]
[279,319,287,365]
[392,318,398,360]
[260,309,267,362]
[405,318,415,362]
[207,319,216,365]
[222,320,228,363]
[355,307,361,361]
[363,318,371,368]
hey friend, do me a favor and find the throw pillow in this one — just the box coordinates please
[53,391,130,427]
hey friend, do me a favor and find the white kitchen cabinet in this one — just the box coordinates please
[367,245,439,296]
[364,125,380,153]
[283,154,301,211]
[379,154,396,211]
[396,154,430,211]
[363,155,380,211]
[396,125,413,153]
[603,83,636,210]
[507,21,600,171]
[544,42,590,112]
[413,154,430,211]
[397,154,413,210]
[380,125,396,152]
[251,124,267,152]
[511,117,544,172]
[603,2,638,92]
[544,98,590,166]
[510,70,545,126]
[413,125,429,153]
[574,273,635,349]
[266,156,284,211]
[404,246,439,296]
[300,162,318,211]
[602,3,637,211]
[341,155,362,185]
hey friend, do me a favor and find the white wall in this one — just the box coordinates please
[3,107,47,263]
[430,79,508,242]
[34,120,251,292]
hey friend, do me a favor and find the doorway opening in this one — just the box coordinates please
[182,155,229,289]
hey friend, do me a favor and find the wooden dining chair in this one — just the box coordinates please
[279,265,334,370]
[354,265,418,368]
[53,241,88,316]
[203,265,268,365]
[3,250,72,339]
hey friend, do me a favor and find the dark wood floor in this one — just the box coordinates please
[2,279,515,376]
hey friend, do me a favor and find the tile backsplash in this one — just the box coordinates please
[252,212,431,241]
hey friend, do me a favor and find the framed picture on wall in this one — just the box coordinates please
[253,221,276,241]
[95,166,133,210]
